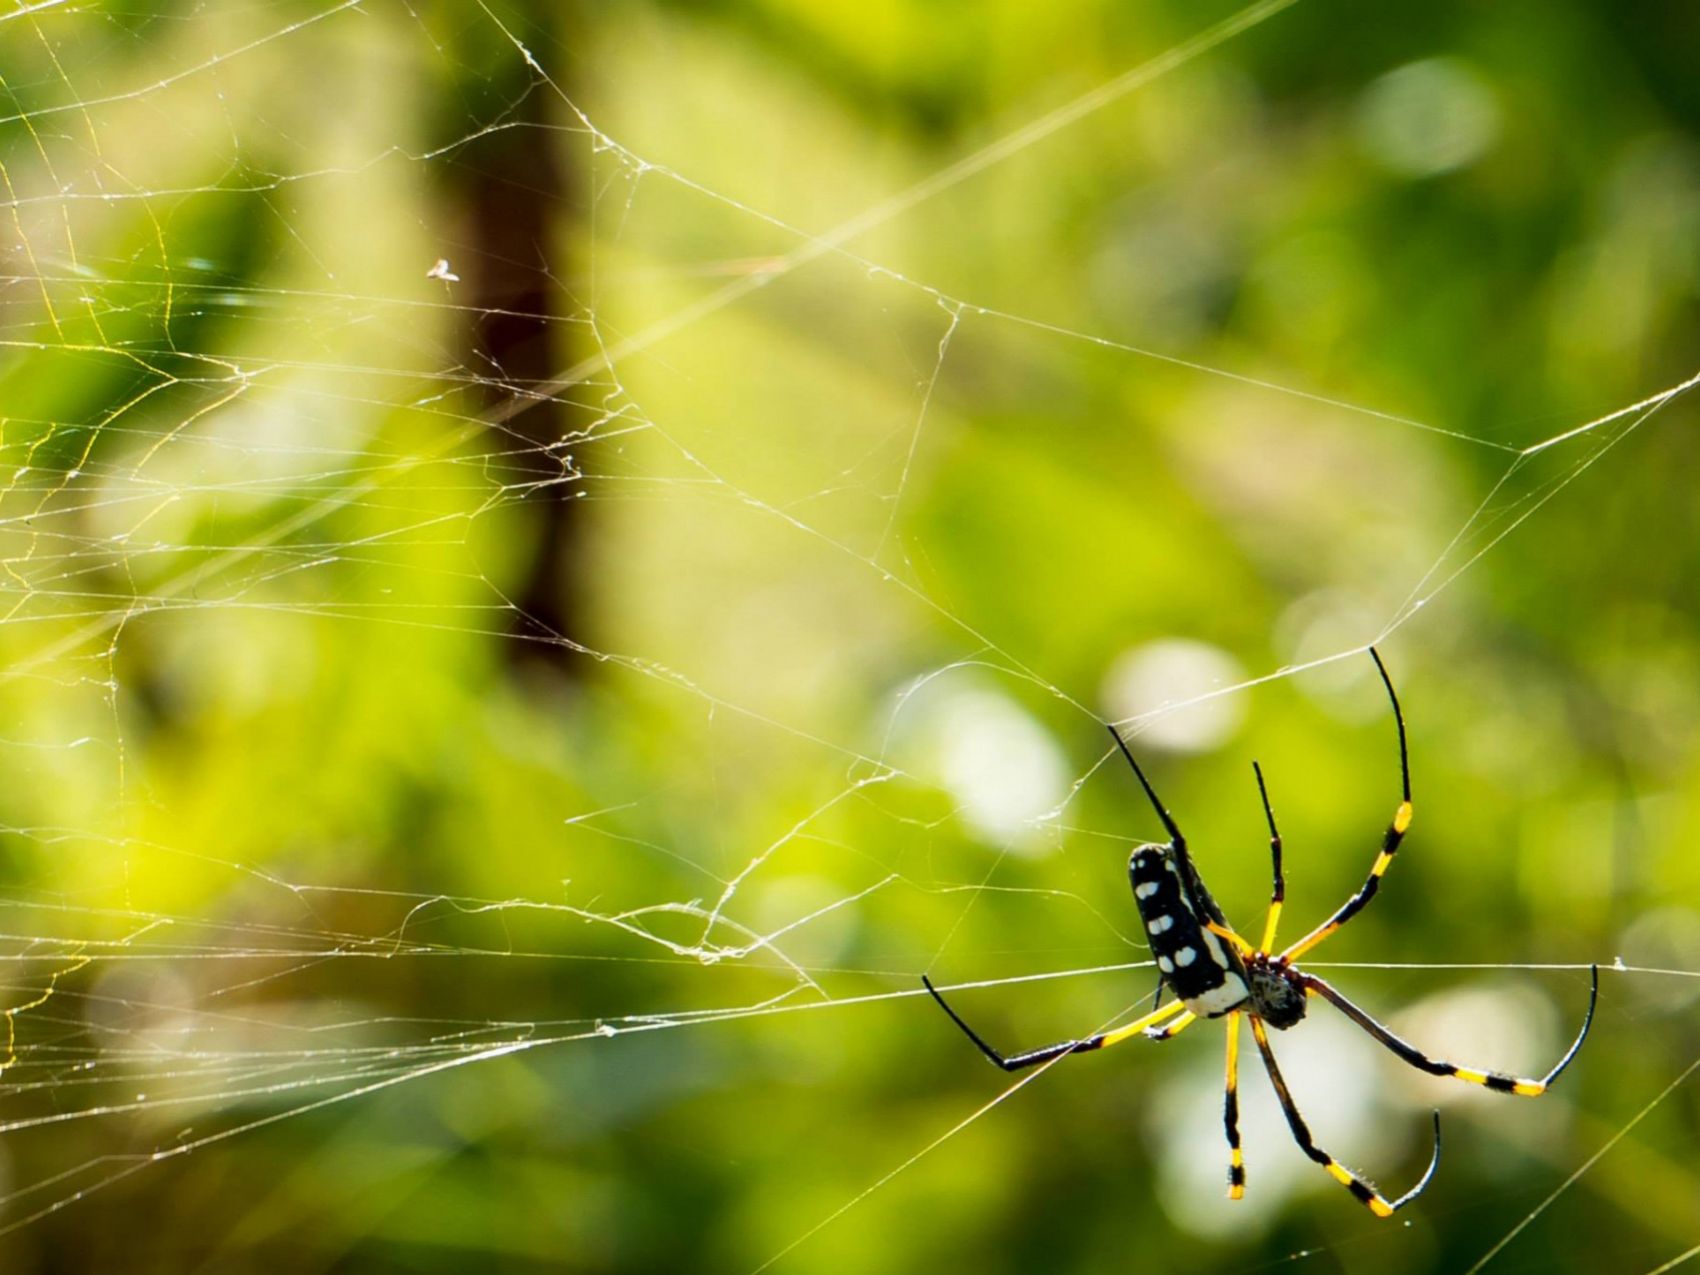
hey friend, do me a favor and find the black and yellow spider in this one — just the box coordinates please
[923,648,1599,1216]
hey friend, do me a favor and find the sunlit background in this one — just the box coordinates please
[0,0,1697,1270]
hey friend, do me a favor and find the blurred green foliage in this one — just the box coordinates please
[0,0,1696,1271]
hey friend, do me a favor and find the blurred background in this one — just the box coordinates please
[0,0,1697,1270]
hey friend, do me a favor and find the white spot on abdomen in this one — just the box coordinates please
[1199,928,1229,967]
[1184,975,1250,1018]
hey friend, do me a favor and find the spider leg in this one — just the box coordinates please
[920,975,1187,1073]
[1205,920,1255,956]
[1253,761,1284,952]
[1224,1011,1245,1199]
[1302,966,1599,1095]
[1282,647,1412,962]
[1107,725,1232,931]
[1106,723,1185,847]
[1249,1017,1441,1217]
[1144,1010,1198,1042]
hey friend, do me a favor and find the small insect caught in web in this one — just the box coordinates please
[923,647,1599,1216]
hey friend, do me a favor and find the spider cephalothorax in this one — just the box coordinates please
[1244,952,1306,1030]
[922,647,1599,1217]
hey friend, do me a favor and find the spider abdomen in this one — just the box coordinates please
[1129,845,1249,1018]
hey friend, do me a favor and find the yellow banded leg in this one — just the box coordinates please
[1088,997,1190,1051]
[1454,1068,1546,1097]
[1258,900,1283,960]
[1142,1010,1198,1043]
[1394,800,1413,835]
[1204,920,1254,957]
[1280,803,1412,962]
[1250,1017,1441,1218]
[1280,648,1414,963]
[921,976,1189,1073]
[1223,1012,1244,1199]
[1304,969,1599,1098]
[1283,920,1336,961]
[1252,760,1284,953]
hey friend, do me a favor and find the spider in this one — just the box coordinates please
[922,648,1599,1216]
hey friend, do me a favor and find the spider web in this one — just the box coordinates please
[0,0,1697,1270]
